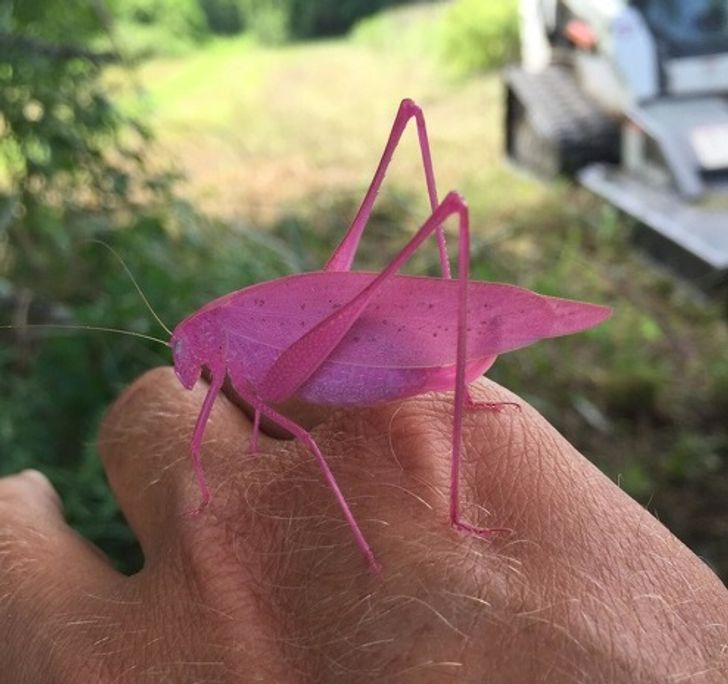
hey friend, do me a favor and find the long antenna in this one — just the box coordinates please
[85,238,173,336]
[0,323,170,347]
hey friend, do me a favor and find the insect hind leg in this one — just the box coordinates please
[450,393,514,538]
[452,518,511,540]
[325,98,450,277]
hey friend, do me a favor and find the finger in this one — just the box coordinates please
[97,366,256,560]
[250,379,728,681]
[0,469,117,596]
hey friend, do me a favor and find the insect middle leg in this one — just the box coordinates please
[231,378,381,574]
[249,408,261,456]
[449,391,512,539]
[455,393,517,536]
[325,98,450,277]
[188,372,225,515]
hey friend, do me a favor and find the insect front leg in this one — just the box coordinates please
[187,372,225,515]
[249,408,261,456]
[325,98,451,277]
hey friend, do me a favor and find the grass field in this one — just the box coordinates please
[121,5,543,227]
[9,3,726,579]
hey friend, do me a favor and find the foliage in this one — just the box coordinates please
[0,210,297,573]
[239,0,422,44]
[0,2,160,294]
[289,0,421,39]
[198,0,247,35]
[440,0,520,75]
[2,0,120,42]
[238,0,290,44]
[122,0,208,36]
[0,0,169,571]
[116,0,209,51]
[352,2,445,56]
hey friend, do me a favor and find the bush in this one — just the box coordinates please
[1,0,173,571]
[0,3,157,294]
[238,0,421,44]
[121,0,208,40]
[352,3,446,57]
[0,210,297,573]
[289,0,410,39]
[116,0,210,54]
[239,0,290,44]
[5,0,115,42]
[198,0,246,35]
[441,0,520,75]
[119,0,207,35]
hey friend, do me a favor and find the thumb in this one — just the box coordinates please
[0,470,123,681]
[0,469,119,603]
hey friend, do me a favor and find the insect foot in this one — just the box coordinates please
[183,498,210,520]
[465,397,522,413]
[453,521,512,541]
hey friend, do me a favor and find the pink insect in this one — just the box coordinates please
[169,98,611,574]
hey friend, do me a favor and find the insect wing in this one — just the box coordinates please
[197,273,609,374]
[323,279,610,369]
[464,284,611,360]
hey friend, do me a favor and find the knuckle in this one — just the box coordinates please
[99,368,181,446]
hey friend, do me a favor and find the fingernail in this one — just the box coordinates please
[19,469,50,486]
[19,469,63,510]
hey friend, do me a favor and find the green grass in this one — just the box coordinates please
[116,5,543,226]
[6,2,728,580]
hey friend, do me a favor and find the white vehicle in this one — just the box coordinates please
[505,0,728,288]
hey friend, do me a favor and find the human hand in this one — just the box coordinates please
[1,367,726,682]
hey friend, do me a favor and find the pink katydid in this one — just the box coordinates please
[170,98,611,574]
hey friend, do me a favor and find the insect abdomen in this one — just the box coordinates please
[295,356,497,406]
